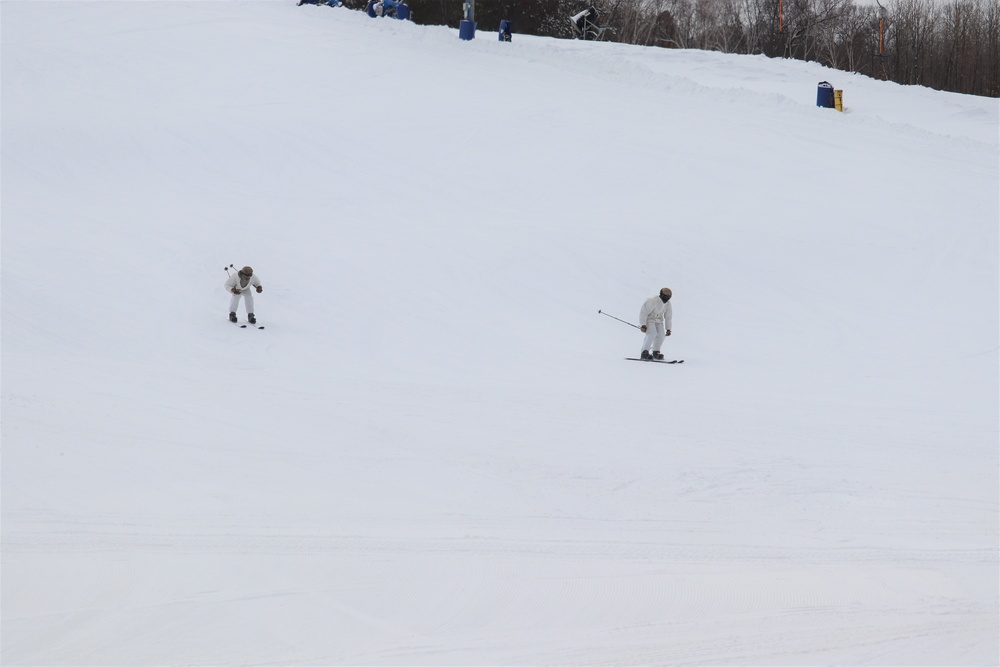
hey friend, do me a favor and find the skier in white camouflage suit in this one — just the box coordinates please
[225,266,262,324]
[639,287,672,360]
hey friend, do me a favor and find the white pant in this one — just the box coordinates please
[229,290,255,315]
[642,321,666,354]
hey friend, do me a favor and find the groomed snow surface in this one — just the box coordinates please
[2,1,998,664]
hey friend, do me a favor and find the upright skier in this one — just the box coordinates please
[225,265,262,324]
[639,287,672,360]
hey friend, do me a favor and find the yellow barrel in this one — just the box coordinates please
[834,89,844,112]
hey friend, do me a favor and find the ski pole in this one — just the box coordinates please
[224,265,242,291]
[598,309,640,330]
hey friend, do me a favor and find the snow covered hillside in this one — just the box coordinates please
[2,1,997,664]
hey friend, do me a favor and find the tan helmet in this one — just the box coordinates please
[240,266,253,276]
[659,287,672,299]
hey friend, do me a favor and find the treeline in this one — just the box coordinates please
[596,0,1000,97]
[346,0,999,97]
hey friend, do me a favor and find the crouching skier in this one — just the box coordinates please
[225,265,262,324]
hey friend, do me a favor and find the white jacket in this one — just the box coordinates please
[224,272,261,293]
[639,296,672,328]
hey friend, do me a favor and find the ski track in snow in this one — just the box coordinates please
[4,511,995,664]
[2,1,997,664]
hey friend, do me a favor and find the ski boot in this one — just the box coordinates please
[229,312,238,323]
[248,313,256,325]
[652,351,664,360]
[640,350,653,361]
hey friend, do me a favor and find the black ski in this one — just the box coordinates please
[626,358,684,364]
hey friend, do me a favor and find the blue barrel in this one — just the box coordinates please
[459,19,476,40]
[816,81,835,108]
[499,19,512,41]
[396,3,409,19]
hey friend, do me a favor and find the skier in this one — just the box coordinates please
[225,266,262,324]
[639,287,672,360]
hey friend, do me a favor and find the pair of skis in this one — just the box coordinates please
[231,319,265,330]
[626,357,683,364]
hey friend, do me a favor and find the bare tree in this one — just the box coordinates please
[986,0,1000,94]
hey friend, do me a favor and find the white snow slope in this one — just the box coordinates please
[2,2,998,664]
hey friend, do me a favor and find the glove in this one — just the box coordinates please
[256,286,263,293]
[231,288,240,294]
[640,325,647,332]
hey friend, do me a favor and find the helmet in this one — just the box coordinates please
[240,266,253,276]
